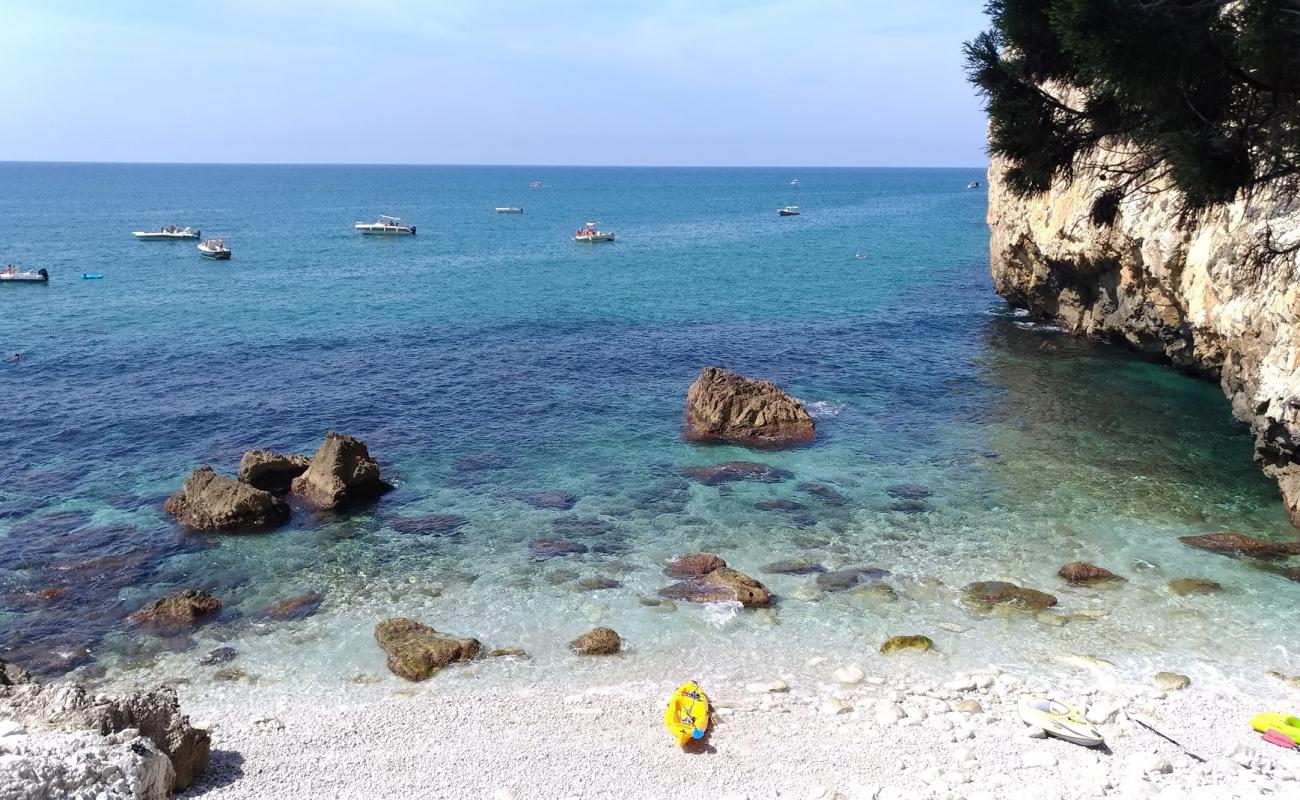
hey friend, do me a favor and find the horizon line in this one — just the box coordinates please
[0,159,989,170]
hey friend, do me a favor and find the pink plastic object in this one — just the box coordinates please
[1262,729,1298,749]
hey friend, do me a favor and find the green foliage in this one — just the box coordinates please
[966,0,1300,213]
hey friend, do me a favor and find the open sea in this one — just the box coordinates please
[2,163,1297,692]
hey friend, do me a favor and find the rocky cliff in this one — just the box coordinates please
[986,152,1300,525]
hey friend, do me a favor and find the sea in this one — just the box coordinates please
[1,163,1296,692]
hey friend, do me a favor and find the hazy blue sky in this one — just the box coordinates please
[0,0,989,166]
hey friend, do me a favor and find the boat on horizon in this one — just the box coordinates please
[197,238,231,260]
[778,205,800,216]
[529,181,543,189]
[790,178,800,185]
[354,215,416,235]
[0,265,49,283]
[133,225,200,241]
[968,181,981,189]
[495,207,523,214]
[574,222,615,243]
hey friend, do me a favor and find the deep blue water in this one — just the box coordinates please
[1,164,1294,685]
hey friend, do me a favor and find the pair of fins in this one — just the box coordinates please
[1252,713,1300,749]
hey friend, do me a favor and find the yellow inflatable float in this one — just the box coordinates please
[664,681,710,747]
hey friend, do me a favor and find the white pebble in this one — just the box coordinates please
[833,665,866,686]
[747,679,789,694]
[1022,751,1058,769]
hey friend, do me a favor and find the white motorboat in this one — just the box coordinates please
[0,265,49,283]
[495,207,524,214]
[967,181,981,189]
[529,181,543,189]
[197,238,231,260]
[354,215,416,235]
[778,205,801,216]
[574,222,615,243]
[790,178,800,185]
[133,225,201,240]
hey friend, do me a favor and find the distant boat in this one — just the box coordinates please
[778,205,800,216]
[530,181,543,189]
[81,273,104,279]
[574,222,615,243]
[967,181,981,189]
[133,225,200,241]
[790,178,800,185]
[197,238,232,260]
[0,265,49,283]
[495,207,524,214]
[354,215,416,235]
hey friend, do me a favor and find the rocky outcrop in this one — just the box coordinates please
[684,367,816,446]
[237,449,310,493]
[987,151,1300,525]
[164,466,290,530]
[373,618,480,681]
[291,432,393,510]
[127,589,221,631]
[569,627,621,655]
[1,656,32,686]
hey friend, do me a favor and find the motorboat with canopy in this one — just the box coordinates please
[354,215,416,235]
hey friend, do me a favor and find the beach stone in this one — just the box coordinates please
[1058,561,1125,586]
[1169,577,1222,595]
[746,679,789,693]
[798,482,848,505]
[833,665,865,685]
[128,590,221,631]
[683,367,815,446]
[198,647,238,666]
[955,700,983,714]
[880,635,934,654]
[760,558,826,575]
[816,569,861,591]
[528,538,589,559]
[262,592,324,621]
[523,490,577,510]
[236,450,309,493]
[961,581,1057,612]
[390,514,468,536]
[664,552,726,577]
[487,648,528,658]
[164,466,290,531]
[1179,532,1300,560]
[853,581,899,602]
[659,567,773,608]
[575,576,621,591]
[789,585,825,602]
[290,432,393,510]
[569,627,621,655]
[755,499,805,511]
[680,461,794,486]
[373,618,481,681]
[885,483,932,500]
[1153,672,1191,691]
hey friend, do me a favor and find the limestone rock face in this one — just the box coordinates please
[987,151,1300,526]
[237,450,310,493]
[164,466,290,531]
[684,367,815,446]
[291,432,393,510]
[1,656,32,686]
[569,627,621,655]
[373,618,480,681]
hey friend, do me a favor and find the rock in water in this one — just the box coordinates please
[679,461,794,486]
[760,558,827,575]
[664,552,727,578]
[683,366,815,446]
[236,450,310,493]
[1178,532,1300,560]
[164,466,290,531]
[1,656,32,686]
[1169,577,1223,595]
[659,567,773,608]
[373,618,481,681]
[128,590,221,631]
[262,592,324,621]
[1153,671,1191,691]
[961,581,1058,612]
[1058,561,1125,586]
[570,627,621,655]
[880,635,934,654]
[291,432,393,510]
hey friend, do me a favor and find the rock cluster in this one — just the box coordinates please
[683,367,816,446]
[373,618,481,681]
[291,432,393,510]
[163,466,289,531]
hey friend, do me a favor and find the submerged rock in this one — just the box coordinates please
[680,461,794,486]
[262,592,324,621]
[569,627,621,655]
[1178,532,1300,560]
[797,482,848,506]
[1058,561,1125,586]
[290,432,393,510]
[128,590,221,631]
[880,635,934,654]
[885,483,933,500]
[488,648,528,658]
[575,576,621,591]
[198,647,238,666]
[660,567,773,608]
[961,581,1058,612]
[390,514,468,536]
[888,499,931,514]
[760,558,827,575]
[1169,577,1223,595]
[1154,671,1191,691]
[236,450,310,493]
[816,569,862,592]
[164,466,290,531]
[523,490,578,510]
[683,366,815,446]
[754,499,806,512]
[373,618,481,681]
[528,538,589,559]
[664,552,727,577]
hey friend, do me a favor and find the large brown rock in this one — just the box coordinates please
[664,552,727,577]
[291,432,393,510]
[128,590,221,631]
[164,466,290,531]
[1058,561,1125,586]
[659,567,773,608]
[1179,532,1300,560]
[961,581,1058,613]
[569,627,621,655]
[373,618,481,681]
[684,367,815,446]
[237,450,310,493]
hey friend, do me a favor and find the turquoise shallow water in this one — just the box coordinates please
[1,164,1297,689]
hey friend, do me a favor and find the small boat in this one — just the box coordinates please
[574,222,615,243]
[1018,696,1104,747]
[529,181,543,189]
[81,273,104,280]
[778,205,800,216]
[967,181,981,189]
[0,266,49,283]
[495,207,524,214]
[133,225,200,240]
[197,238,231,260]
[790,178,800,185]
[664,681,709,748]
[1252,712,1300,746]
[354,215,416,235]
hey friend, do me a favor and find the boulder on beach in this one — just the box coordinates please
[1058,561,1125,586]
[679,461,794,486]
[1154,671,1191,691]
[683,367,816,446]
[569,627,621,655]
[128,590,221,631]
[262,592,324,621]
[880,635,934,654]
[236,450,310,493]
[664,552,727,577]
[164,466,290,531]
[961,580,1057,612]
[373,618,481,681]
[290,432,393,510]
[1169,576,1223,595]
[1178,532,1300,560]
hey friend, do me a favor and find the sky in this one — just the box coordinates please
[0,0,991,166]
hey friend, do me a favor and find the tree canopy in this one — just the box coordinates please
[965,0,1300,216]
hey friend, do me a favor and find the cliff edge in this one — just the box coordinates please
[987,152,1300,525]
